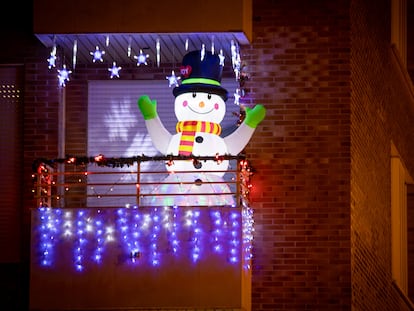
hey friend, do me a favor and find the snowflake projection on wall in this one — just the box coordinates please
[104,100,137,142]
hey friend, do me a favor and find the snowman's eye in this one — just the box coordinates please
[192,92,197,98]
[207,94,212,100]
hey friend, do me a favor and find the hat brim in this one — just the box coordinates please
[173,84,228,102]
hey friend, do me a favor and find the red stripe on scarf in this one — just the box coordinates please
[176,121,221,155]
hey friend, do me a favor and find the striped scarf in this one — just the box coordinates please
[176,121,222,155]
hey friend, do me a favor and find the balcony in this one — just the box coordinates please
[29,154,254,310]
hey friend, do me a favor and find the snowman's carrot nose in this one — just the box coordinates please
[199,101,205,108]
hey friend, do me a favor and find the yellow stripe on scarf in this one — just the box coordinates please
[176,121,222,155]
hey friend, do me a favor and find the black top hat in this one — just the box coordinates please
[173,50,228,101]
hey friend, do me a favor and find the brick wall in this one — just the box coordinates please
[242,0,352,309]
[351,0,414,310]
[16,0,414,310]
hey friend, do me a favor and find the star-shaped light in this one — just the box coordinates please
[219,49,225,66]
[47,53,56,69]
[108,62,122,79]
[90,46,105,62]
[234,88,242,106]
[200,44,206,61]
[231,40,241,80]
[47,45,57,69]
[166,70,180,87]
[134,49,149,66]
[57,64,72,87]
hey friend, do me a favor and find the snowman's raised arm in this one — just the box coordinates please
[137,95,172,154]
[224,104,266,155]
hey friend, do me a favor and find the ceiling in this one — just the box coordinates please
[33,0,252,68]
[35,32,248,68]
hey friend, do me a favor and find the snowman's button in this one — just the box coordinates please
[195,136,203,143]
[193,161,202,169]
[194,178,202,186]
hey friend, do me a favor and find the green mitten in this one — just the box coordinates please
[244,104,266,128]
[137,95,158,120]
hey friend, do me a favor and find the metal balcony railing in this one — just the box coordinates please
[32,154,253,209]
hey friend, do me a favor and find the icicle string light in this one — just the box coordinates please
[72,39,77,70]
[74,209,87,271]
[170,206,180,254]
[45,36,247,103]
[38,207,60,266]
[35,206,253,271]
[93,209,105,263]
[156,38,161,67]
[211,209,223,254]
[229,211,240,263]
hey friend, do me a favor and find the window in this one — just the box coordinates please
[407,184,414,301]
[87,79,239,207]
[391,142,414,295]
[391,0,407,65]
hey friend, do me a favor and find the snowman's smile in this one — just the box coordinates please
[187,105,215,114]
[183,100,219,115]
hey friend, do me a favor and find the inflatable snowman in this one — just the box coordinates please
[137,50,265,206]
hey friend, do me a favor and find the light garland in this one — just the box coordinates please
[74,209,87,271]
[45,37,248,104]
[170,206,180,254]
[150,207,161,266]
[190,209,202,262]
[34,206,252,271]
[32,155,254,211]
[33,155,255,271]
[229,211,240,263]
[211,209,223,253]
[242,205,254,270]
[33,154,247,169]
[38,207,60,266]
[93,209,105,264]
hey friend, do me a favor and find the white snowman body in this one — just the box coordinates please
[166,91,229,176]
[138,49,263,206]
[140,87,259,206]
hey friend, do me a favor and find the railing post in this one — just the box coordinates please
[137,160,141,206]
[236,157,241,207]
[36,163,53,208]
[36,169,42,208]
